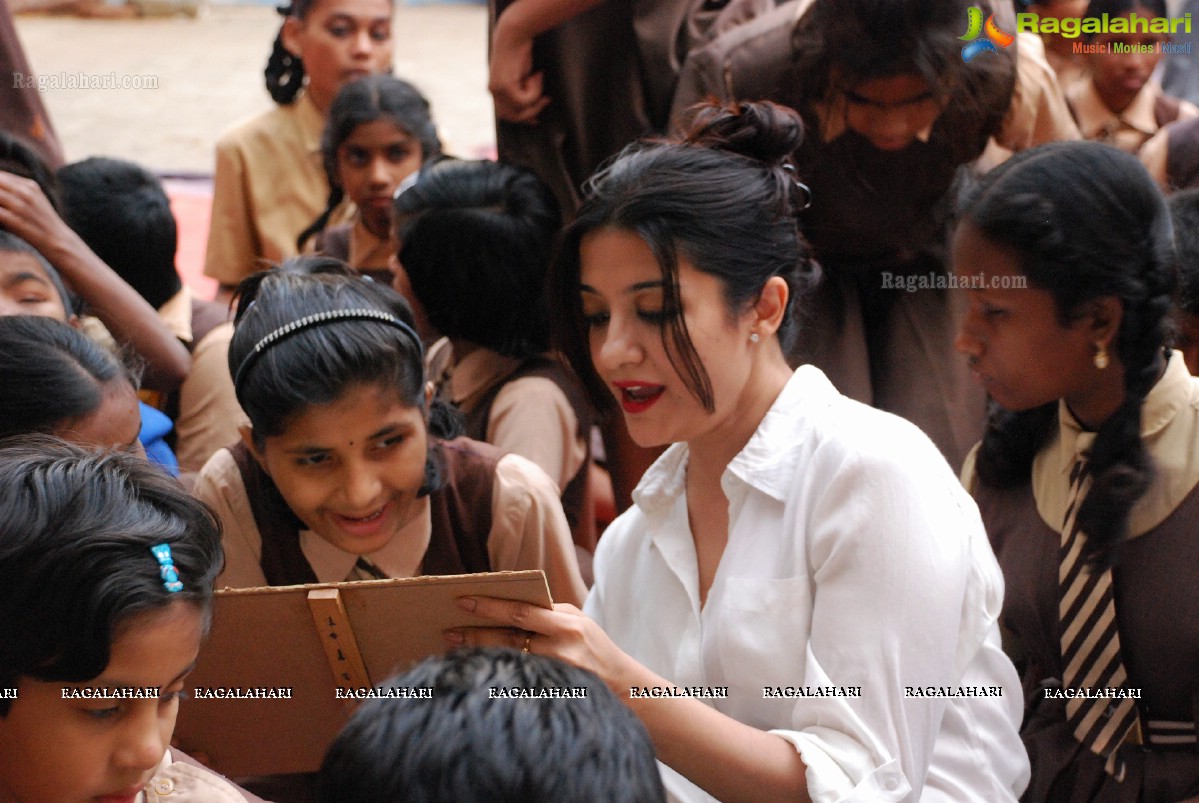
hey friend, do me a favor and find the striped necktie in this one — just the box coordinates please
[1058,456,1141,779]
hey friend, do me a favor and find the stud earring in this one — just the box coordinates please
[749,332,760,344]
[1094,344,1110,370]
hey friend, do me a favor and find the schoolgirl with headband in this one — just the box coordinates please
[0,436,263,803]
[203,0,393,294]
[194,260,586,605]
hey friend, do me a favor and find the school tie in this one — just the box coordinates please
[1058,456,1141,780]
[351,557,388,582]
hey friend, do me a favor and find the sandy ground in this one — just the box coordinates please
[13,3,497,174]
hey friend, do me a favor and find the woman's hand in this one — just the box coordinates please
[445,596,642,695]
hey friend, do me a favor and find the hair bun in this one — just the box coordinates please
[679,100,804,166]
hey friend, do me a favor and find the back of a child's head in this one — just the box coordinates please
[0,435,223,711]
[0,315,134,440]
[317,647,666,803]
[1169,188,1199,315]
[57,157,181,310]
[395,159,559,358]
[228,258,429,441]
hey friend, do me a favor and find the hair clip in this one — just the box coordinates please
[150,544,184,593]
[780,163,813,211]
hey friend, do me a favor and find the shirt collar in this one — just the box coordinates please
[1054,350,1190,476]
[299,496,432,583]
[631,366,836,512]
[448,348,522,408]
[1069,79,1161,139]
[295,91,325,159]
[348,218,392,271]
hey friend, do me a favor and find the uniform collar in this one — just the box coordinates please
[299,496,431,582]
[1068,79,1161,140]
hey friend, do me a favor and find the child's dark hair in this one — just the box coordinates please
[0,435,223,715]
[229,257,459,491]
[298,75,442,250]
[0,130,61,215]
[0,315,138,440]
[963,141,1176,568]
[57,157,181,310]
[790,0,1015,163]
[265,0,315,105]
[551,100,819,412]
[317,647,666,803]
[395,159,559,358]
[0,229,76,316]
[1169,188,1199,316]
[1084,0,1167,25]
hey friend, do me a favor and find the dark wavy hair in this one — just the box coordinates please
[318,647,665,803]
[0,315,139,440]
[298,75,442,250]
[229,257,460,494]
[395,159,560,358]
[963,141,1177,568]
[551,100,820,412]
[790,0,1015,163]
[0,435,223,715]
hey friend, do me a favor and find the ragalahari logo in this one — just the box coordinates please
[960,6,1015,62]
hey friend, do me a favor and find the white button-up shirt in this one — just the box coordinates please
[585,366,1029,802]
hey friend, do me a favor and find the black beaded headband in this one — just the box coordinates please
[233,308,424,391]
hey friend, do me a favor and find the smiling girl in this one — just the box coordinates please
[0,437,260,803]
[194,261,585,605]
[956,141,1199,801]
[203,0,394,293]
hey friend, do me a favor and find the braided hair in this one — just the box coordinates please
[964,141,1177,568]
[264,0,316,105]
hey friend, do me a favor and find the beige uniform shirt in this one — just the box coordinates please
[174,321,245,474]
[204,93,350,286]
[1068,79,1199,155]
[447,347,586,495]
[195,446,587,606]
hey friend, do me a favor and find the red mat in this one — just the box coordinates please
[164,177,217,300]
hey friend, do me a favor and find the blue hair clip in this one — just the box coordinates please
[150,544,184,593]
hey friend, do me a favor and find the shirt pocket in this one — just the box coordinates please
[713,575,812,692]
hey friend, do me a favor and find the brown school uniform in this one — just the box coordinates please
[204,92,351,286]
[963,353,1199,802]
[488,0,774,215]
[312,217,391,284]
[671,2,1079,470]
[1067,78,1198,155]
[194,436,587,606]
[449,347,596,554]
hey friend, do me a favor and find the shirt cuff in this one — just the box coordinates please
[771,730,910,803]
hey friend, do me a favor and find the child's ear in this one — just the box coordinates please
[239,424,268,472]
[1083,295,1124,353]
[424,381,434,413]
[280,15,305,59]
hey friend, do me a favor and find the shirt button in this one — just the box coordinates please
[884,775,900,791]
[155,778,175,795]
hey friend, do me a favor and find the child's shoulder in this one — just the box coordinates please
[215,95,318,155]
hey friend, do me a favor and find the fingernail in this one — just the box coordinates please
[443,630,464,645]
[457,596,477,612]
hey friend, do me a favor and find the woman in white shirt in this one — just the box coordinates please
[445,100,1030,802]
